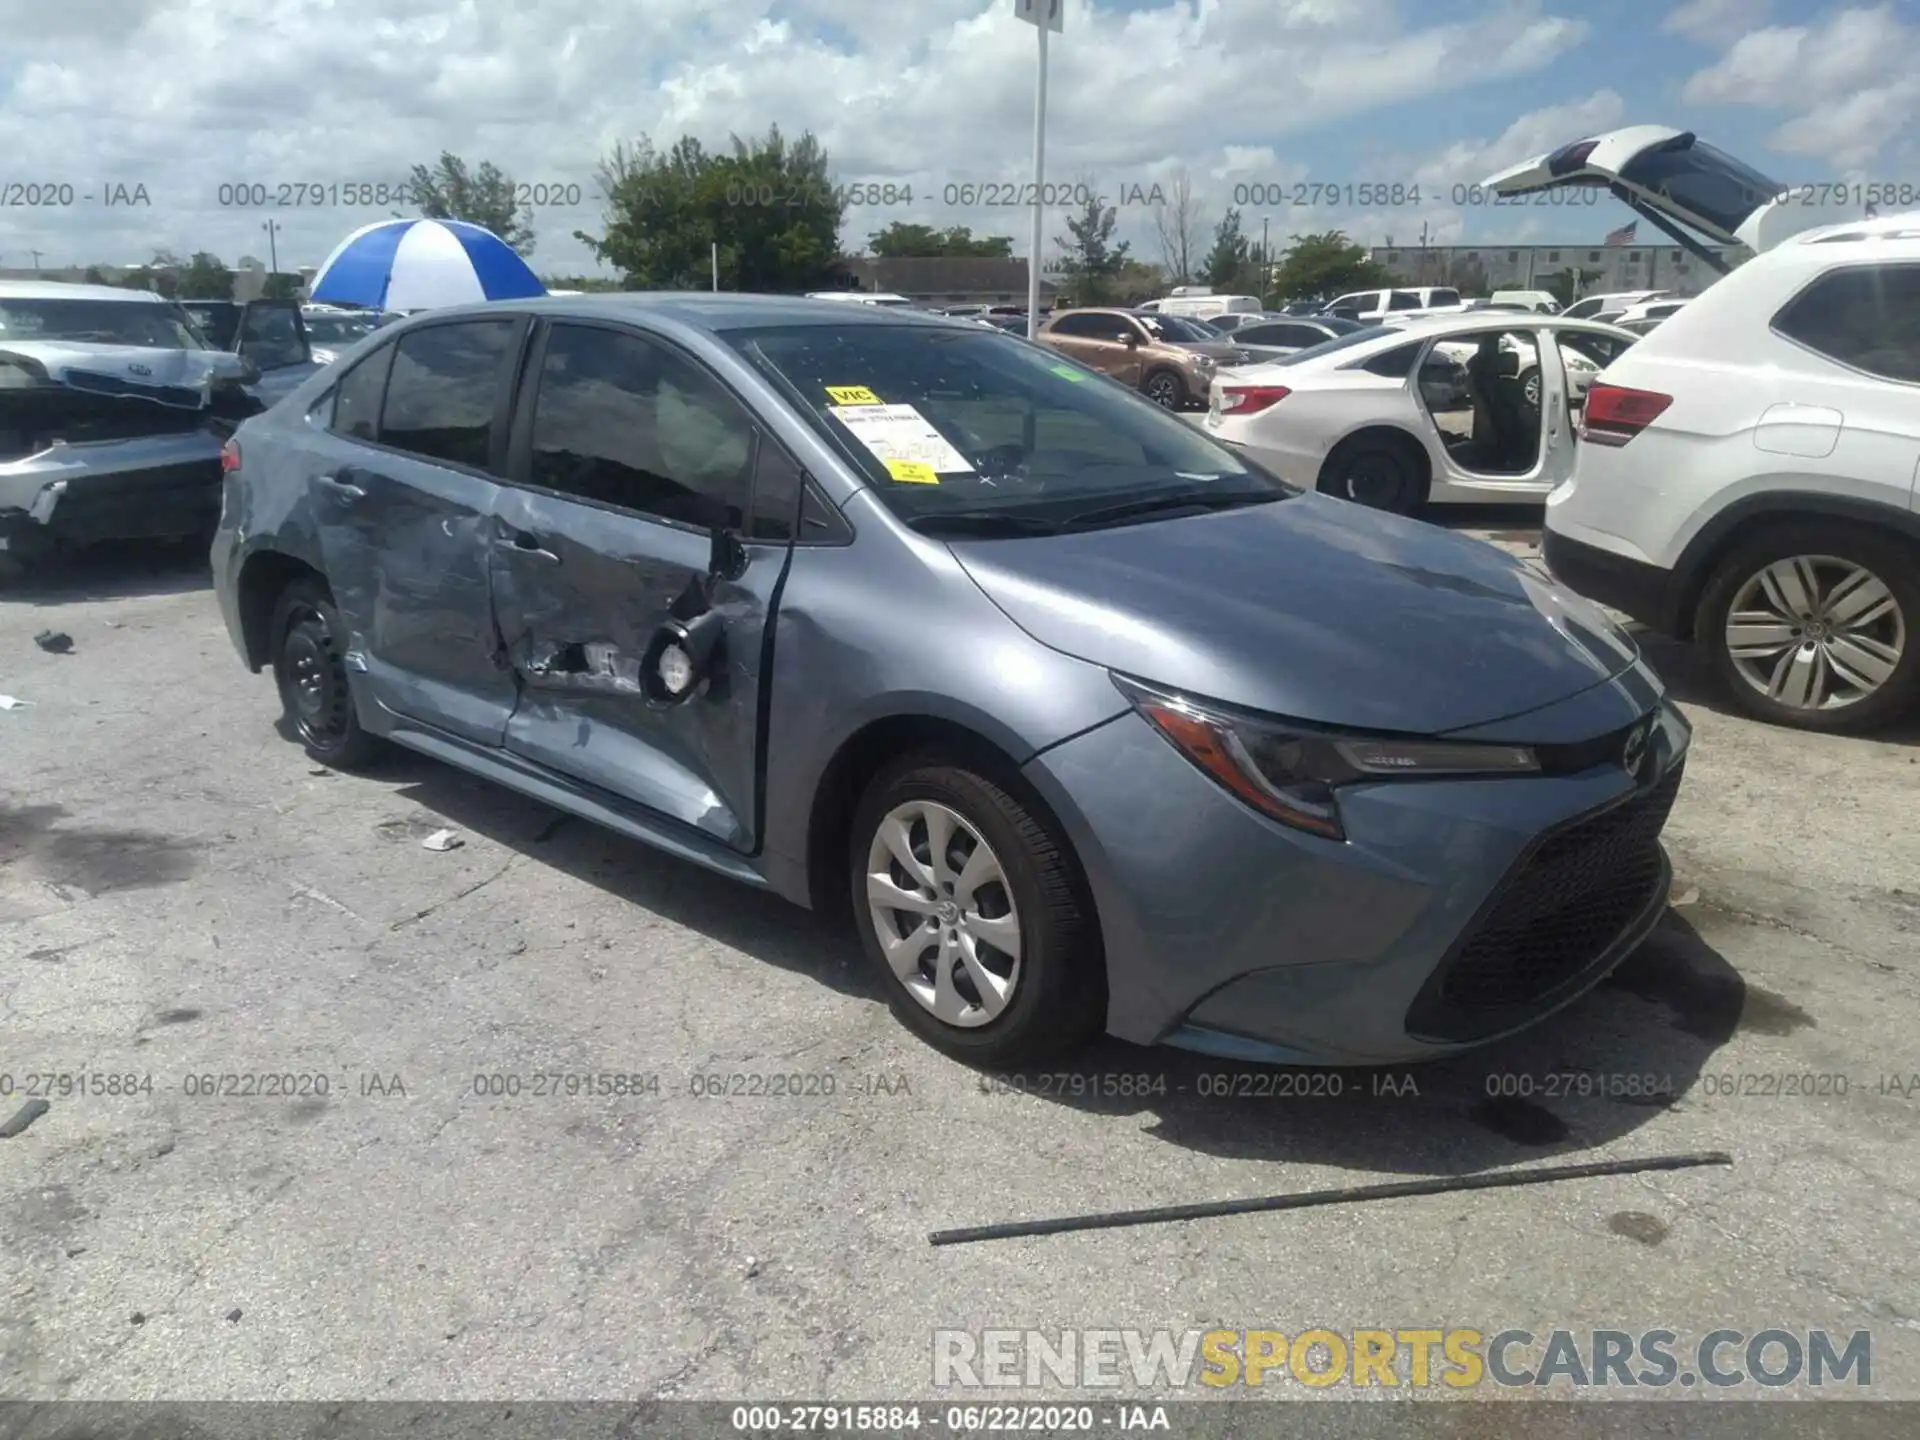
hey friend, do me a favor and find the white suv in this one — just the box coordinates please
[1541,212,1920,732]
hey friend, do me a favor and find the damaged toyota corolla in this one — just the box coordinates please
[212,294,1690,1067]
[0,280,317,565]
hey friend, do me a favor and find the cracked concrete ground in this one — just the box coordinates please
[2,525,1918,1407]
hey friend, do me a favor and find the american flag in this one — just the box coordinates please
[1604,221,1638,246]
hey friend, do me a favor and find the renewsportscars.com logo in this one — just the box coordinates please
[932,1328,1872,1391]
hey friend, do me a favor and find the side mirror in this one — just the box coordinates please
[641,608,725,706]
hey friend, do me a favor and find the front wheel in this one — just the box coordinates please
[270,576,386,767]
[850,754,1104,1067]
[1141,369,1187,409]
[1695,524,1919,732]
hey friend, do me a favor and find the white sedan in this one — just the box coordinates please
[1202,312,1639,515]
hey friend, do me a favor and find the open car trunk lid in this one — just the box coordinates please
[1483,125,1861,254]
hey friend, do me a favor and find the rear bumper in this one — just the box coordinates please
[0,432,225,550]
[1542,525,1679,634]
[1021,697,1689,1066]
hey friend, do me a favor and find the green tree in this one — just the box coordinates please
[1268,230,1398,301]
[119,249,183,297]
[1113,258,1167,305]
[868,222,1013,258]
[408,152,535,254]
[176,251,234,299]
[82,265,106,284]
[578,126,845,292]
[1051,184,1129,305]
[262,272,304,300]
[1200,208,1251,289]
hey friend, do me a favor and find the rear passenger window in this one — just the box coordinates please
[1360,343,1420,377]
[528,323,756,529]
[330,343,394,441]
[378,319,518,470]
[1388,291,1423,311]
[1773,264,1920,382]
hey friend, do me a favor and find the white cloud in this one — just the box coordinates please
[1663,0,1772,46]
[0,0,1591,271]
[1677,4,1920,171]
[1302,91,1628,254]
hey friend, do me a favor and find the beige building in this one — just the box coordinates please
[1371,242,1749,298]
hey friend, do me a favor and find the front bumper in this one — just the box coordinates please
[1021,691,1690,1065]
[0,431,226,552]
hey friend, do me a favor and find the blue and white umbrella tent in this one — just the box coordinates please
[308,218,546,311]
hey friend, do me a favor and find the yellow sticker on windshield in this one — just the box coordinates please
[826,385,881,405]
[886,460,939,484]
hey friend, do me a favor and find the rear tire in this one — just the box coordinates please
[850,752,1105,1068]
[270,576,386,768]
[1318,433,1430,516]
[1694,522,1920,733]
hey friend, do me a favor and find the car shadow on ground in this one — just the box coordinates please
[0,539,212,605]
[375,751,882,1009]
[370,747,1747,1179]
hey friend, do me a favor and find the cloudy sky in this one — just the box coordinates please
[0,0,1914,276]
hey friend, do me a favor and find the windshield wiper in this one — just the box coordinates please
[1063,489,1277,530]
[905,511,1064,537]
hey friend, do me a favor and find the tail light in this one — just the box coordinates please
[1217,385,1290,416]
[1581,383,1671,446]
[220,439,241,472]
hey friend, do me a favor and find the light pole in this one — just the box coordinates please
[261,219,281,275]
[29,249,44,274]
[1015,0,1061,338]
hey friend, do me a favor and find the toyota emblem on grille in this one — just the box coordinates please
[1621,720,1651,777]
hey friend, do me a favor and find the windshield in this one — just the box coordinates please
[727,323,1295,529]
[1137,314,1219,343]
[0,298,207,350]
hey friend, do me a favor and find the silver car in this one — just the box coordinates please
[1,281,317,563]
[212,294,1687,1067]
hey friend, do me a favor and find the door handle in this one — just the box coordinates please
[315,472,365,500]
[498,530,560,564]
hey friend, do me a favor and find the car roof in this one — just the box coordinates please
[1781,207,1920,253]
[1353,312,1635,341]
[377,292,973,334]
[0,279,165,302]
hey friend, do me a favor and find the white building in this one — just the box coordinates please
[1372,243,1748,298]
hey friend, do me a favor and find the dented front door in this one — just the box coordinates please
[488,319,789,852]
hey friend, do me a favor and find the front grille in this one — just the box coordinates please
[1406,764,1683,1042]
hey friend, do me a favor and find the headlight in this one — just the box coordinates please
[1113,675,1539,841]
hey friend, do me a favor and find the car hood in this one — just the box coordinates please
[948,493,1640,734]
[0,340,249,409]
